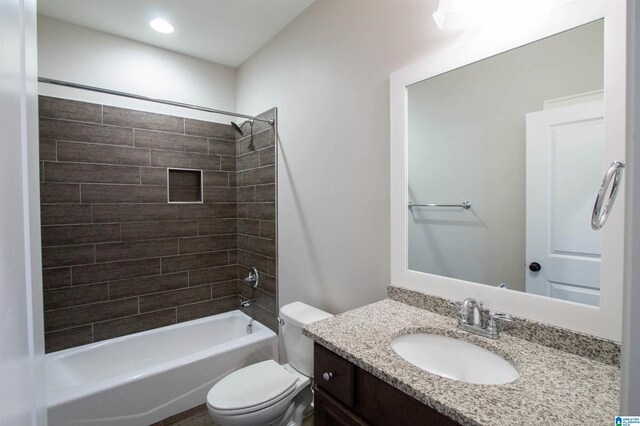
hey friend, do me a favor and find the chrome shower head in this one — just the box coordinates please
[231,119,253,136]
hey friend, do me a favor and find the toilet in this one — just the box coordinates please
[206,302,332,426]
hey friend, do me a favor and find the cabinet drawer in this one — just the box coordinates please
[314,343,355,407]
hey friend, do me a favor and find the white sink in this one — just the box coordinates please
[391,333,519,385]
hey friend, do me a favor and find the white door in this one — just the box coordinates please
[525,100,604,306]
[0,0,46,425]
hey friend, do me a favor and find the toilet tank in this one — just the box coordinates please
[279,302,332,377]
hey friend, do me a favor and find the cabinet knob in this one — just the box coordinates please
[322,372,333,381]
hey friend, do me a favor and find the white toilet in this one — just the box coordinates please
[206,302,332,426]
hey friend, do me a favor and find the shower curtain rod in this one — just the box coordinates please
[38,77,275,125]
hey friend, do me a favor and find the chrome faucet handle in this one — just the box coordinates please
[487,311,512,322]
[485,310,512,339]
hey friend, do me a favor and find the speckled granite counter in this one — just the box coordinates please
[303,299,619,426]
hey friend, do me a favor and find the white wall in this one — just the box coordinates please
[38,16,237,123]
[236,0,456,314]
[407,21,603,292]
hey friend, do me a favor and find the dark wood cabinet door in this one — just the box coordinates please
[314,386,368,426]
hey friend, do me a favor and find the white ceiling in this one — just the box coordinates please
[37,0,315,67]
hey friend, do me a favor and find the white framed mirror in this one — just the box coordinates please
[390,0,626,341]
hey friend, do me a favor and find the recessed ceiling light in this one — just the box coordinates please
[150,18,174,34]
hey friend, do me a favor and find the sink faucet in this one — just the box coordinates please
[451,298,512,339]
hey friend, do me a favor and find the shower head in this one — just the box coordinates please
[231,119,253,136]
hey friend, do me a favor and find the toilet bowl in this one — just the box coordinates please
[207,302,331,426]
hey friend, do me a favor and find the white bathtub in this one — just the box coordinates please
[46,310,277,426]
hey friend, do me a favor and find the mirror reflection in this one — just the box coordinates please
[407,20,604,306]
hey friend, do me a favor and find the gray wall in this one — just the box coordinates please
[407,21,604,291]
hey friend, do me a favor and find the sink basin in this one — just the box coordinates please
[391,334,519,385]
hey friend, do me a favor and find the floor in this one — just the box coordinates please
[155,404,314,426]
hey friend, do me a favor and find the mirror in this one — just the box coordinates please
[390,0,626,341]
[407,21,604,306]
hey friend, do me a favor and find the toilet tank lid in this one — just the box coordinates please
[280,302,332,328]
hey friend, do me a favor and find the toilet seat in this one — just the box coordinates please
[207,360,298,415]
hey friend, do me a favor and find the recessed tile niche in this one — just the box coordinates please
[167,168,203,203]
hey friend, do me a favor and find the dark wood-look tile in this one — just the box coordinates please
[236,130,274,155]
[93,308,176,342]
[135,129,207,153]
[211,280,238,299]
[169,187,201,203]
[197,219,237,236]
[203,187,236,203]
[255,184,275,202]
[228,250,238,265]
[92,204,177,223]
[220,156,236,172]
[81,184,166,204]
[252,304,278,333]
[103,106,183,133]
[42,244,95,268]
[236,187,255,203]
[39,96,102,123]
[188,265,237,286]
[41,204,92,225]
[57,141,150,166]
[151,150,220,170]
[236,203,247,219]
[238,250,277,276]
[236,151,260,172]
[179,234,236,255]
[40,183,80,204]
[45,325,93,353]
[259,148,275,166]
[44,283,108,310]
[260,221,276,239]
[109,272,188,299]
[121,221,198,241]
[72,258,161,285]
[43,267,71,290]
[96,239,178,263]
[39,118,133,146]
[176,204,236,220]
[184,119,235,139]
[141,167,168,185]
[238,219,260,236]
[240,166,275,186]
[45,297,138,332]
[203,171,230,187]
[44,162,140,184]
[40,138,57,161]
[161,251,229,274]
[257,273,277,295]
[169,169,201,187]
[176,296,237,323]
[42,223,120,246]
[139,285,211,313]
[246,203,275,221]
[254,288,276,314]
[208,138,235,156]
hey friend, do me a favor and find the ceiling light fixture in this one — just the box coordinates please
[150,18,174,34]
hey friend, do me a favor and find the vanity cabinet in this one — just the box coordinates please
[313,344,460,426]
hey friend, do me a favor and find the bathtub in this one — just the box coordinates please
[46,310,277,426]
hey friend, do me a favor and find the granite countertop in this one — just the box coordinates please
[303,299,619,426]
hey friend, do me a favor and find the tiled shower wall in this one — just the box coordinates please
[39,96,277,352]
